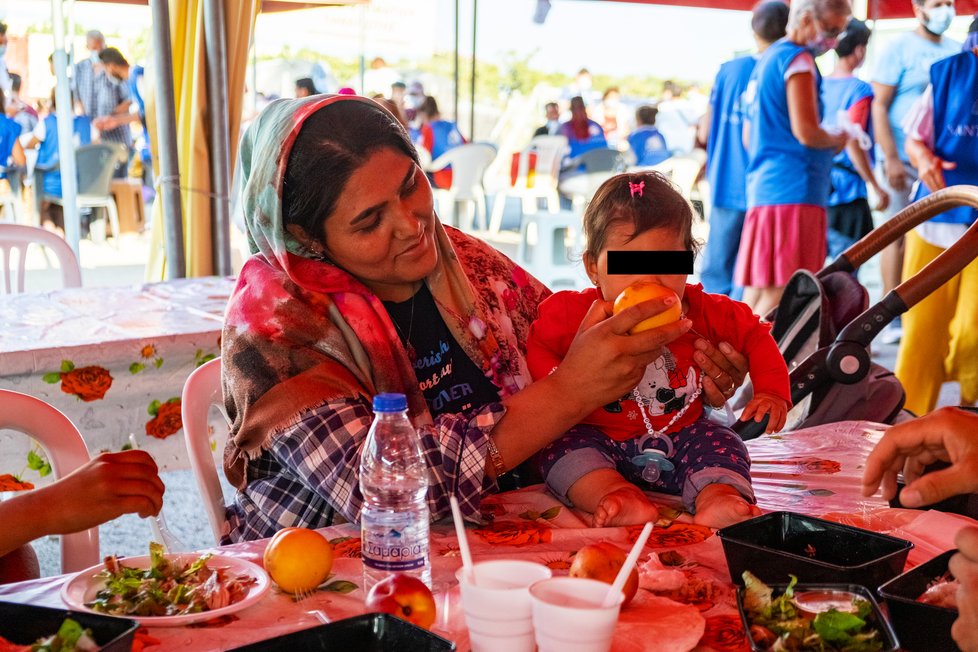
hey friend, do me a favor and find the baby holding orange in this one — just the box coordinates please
[527,172,790,529]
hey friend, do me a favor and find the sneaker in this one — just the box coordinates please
[880,319,903,345]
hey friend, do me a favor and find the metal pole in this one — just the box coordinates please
[469,0,477,141]
[453,0,459,123]
[203,0,232,276]
[51,0,80,258]
[358,4,366,94]
[149,0,186,278]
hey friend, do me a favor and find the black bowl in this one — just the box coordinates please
[228,612,456,651]
[736,581,899,651]
[878,549,960,651]
[0,601,137,651]
[717,511,913,588]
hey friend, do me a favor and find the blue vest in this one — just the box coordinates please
[560,119,607,159]
[706,55,756,211]
[37,114,93,198]
[913,51,978,225]
[428,120,464,160]
[822,77,875,206]
[0,116,19,179]
[747,39,834,208]
[628,126,670,166]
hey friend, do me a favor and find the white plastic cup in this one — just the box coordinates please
[456,560,553,652]
[529,576,623,652]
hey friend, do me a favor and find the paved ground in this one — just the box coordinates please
[21,206,961,577]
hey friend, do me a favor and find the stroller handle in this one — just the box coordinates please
[838,185,978,269]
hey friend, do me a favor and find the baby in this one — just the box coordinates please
[527,171,790,529]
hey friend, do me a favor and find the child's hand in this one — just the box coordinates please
[739,392,788,433]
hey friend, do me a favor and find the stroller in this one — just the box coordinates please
[732,185,978,440]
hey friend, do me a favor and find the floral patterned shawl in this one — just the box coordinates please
[223,95,548,489]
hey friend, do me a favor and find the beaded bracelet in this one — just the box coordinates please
[485,437,507,478]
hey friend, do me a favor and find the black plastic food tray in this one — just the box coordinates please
[228,612,456,651]
[736,582,899,651]
[0,600,138,652]
[878,548,960,651]
[717,511,913,588]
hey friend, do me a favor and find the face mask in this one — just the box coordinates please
[923,5,955,35]
[90,51,101,63]
[0,46,6,58]
[808,34,838,57]
[109,73,123,83]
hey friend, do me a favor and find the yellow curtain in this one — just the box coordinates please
[146,0,259,280]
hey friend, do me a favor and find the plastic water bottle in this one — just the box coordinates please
[360,393,432,591]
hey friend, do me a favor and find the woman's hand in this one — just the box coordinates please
[884,155,908,191]
[951,526,978,652]
[917,153,957,194]
[862,407,978,506]
[38,450,165,534]
[693,339,748,408]
[553,295,691,408]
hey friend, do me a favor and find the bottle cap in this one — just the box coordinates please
[373,393,408,412]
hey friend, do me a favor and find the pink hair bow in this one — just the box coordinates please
[629,180,645,198]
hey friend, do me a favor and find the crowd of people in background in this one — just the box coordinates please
[0,25,147,236]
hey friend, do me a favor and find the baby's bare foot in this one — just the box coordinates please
[693,485,761,529]
[592,485,659,528]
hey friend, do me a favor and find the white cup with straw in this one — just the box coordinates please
[450,497,552,652]
[529,522,653,652]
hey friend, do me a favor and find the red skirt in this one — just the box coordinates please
[734,204,827,288]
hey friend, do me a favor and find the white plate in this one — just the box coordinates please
[60,553,271,627]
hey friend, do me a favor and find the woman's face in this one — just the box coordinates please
[322,147,438,301]
[585,223,689,305]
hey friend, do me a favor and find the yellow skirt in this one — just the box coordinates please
[895,230,978,415]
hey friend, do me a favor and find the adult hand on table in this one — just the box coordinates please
[861,407,978,507]
[951,527,978,652]
[554,294,692,407]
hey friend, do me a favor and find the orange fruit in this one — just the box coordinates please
[613,281,682,334]
[263,527,334,594]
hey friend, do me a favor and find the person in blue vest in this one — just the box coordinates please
[895,17,978,417]
[416,95,465,189]
[0,89,26,197]
[870,0,960,345]
[822,19,889,262]
[25,90,93,233]
[628,104,670,168]
[736,0,851,316]
[697,0,789,300]
[558,95,607,161]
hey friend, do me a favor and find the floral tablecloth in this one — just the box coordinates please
[0,277,233,486]
[0,421,974,651]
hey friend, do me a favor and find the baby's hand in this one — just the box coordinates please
[739,392,788,433]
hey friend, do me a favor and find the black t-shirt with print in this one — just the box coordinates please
[384,284,500,417]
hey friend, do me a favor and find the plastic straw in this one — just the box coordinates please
[601,521,653,608]
[450,496,476,585]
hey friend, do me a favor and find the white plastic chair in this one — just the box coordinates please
[515,210,589,290]
[0,389,98,573]
[0,223,82,294]
[181,357,229,544]
[428,143,497,232]
[488,135,568,235]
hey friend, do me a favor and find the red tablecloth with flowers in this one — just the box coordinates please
[1,421,974,651]
[0,277,233,488]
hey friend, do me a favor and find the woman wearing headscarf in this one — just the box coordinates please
[222,95,748,541]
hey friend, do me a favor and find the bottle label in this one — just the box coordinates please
[361,528,429,572]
